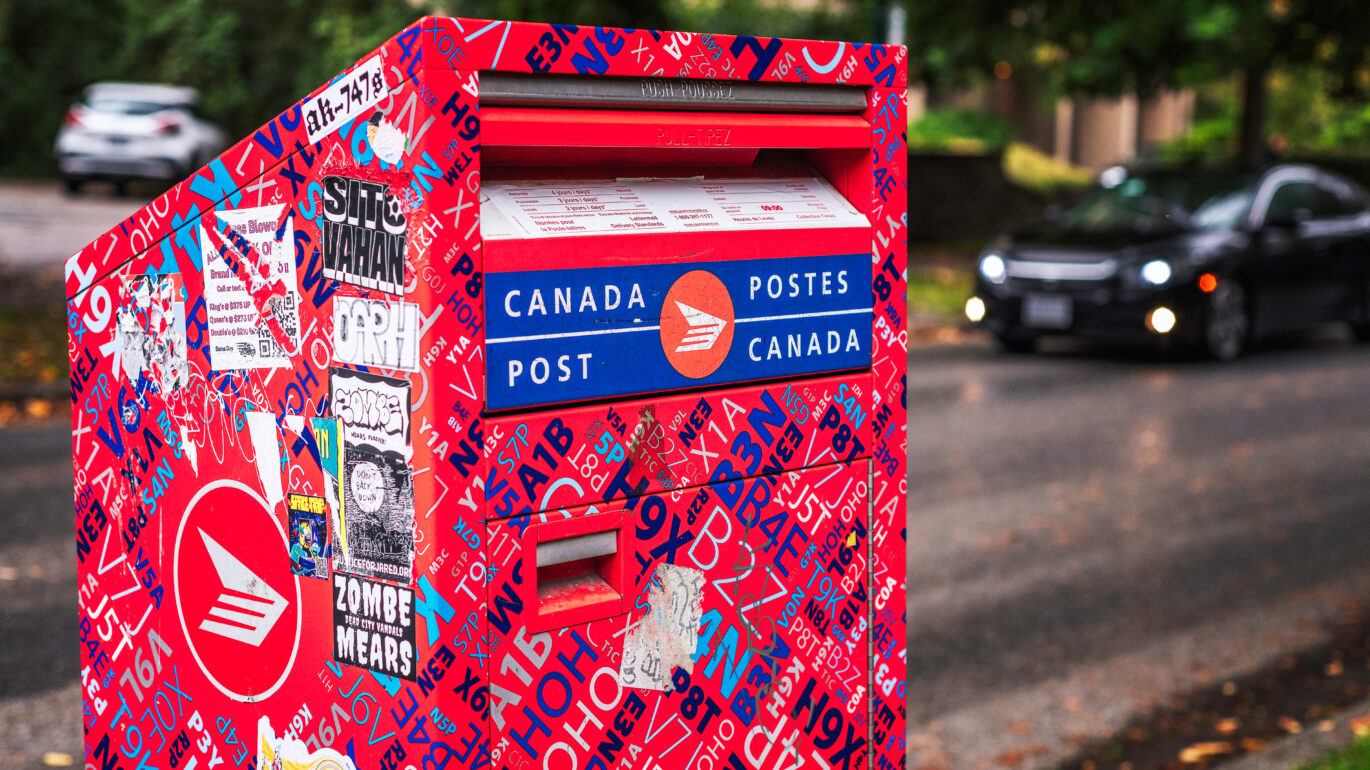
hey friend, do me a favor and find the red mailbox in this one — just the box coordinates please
[66,18,907,770]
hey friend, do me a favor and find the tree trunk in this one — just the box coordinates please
[1238,62,1269,169]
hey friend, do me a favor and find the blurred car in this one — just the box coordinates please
[55,82,226,194]
[966,164,1370,359]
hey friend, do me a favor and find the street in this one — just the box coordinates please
[6,183,1370,768]
[907,335,1370,767]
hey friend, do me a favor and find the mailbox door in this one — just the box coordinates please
[484,460,869,770]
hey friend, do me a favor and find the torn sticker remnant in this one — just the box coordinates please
[115,274,187,393]
[620,562,705,690]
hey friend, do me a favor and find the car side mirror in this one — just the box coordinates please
[1264,207,1312,230]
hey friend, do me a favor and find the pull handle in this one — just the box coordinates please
[531,511,628,631]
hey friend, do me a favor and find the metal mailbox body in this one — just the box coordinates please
[65,17,906,770]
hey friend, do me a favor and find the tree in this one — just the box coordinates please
[905,0,1370,168]
[1042,0,1370,167]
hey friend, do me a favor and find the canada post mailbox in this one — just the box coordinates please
[65,18,907,770]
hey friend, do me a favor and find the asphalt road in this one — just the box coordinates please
[6,183,1370,768]
[906,334,1370,768]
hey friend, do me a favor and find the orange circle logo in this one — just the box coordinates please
[660,270,735,379]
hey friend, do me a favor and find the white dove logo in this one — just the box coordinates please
[673,301,728,352]
[197,528,288,646]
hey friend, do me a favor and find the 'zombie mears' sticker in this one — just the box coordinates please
[329,368,413,583]
[320,176,407,295]
[332,572,416,680]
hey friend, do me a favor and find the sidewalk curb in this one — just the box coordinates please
[1221,698,1370,769]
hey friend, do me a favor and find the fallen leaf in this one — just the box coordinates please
[1326,660,1345,676]
[1277,716,1302,734]
[1179,742,1233,763]
[994,745,1049,767]
[42,754,74,768]
[1349,713,1370,736]
[1317,720,1336,733]
[1240,737,1268,752]
[1214,718,1240,734]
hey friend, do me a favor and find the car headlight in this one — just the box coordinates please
[979,253,1008,284]
[1140,259,1173,286]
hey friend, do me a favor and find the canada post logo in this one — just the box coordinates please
[660,270,734,378]
[173,480,300,703]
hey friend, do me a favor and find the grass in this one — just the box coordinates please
[907,264,975,326]
[1301,736,1370,769]
[0,299,66,385]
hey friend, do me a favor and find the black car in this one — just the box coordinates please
[967,164,1370,359]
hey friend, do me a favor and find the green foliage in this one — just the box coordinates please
[1001,142,1093,195]
[0,0,879,178]
[1298,734,1370,770]
[909,108,1015,153]
[1156,66,1370,164]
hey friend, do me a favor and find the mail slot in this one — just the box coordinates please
[64,18,907,770]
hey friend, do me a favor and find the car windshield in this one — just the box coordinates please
[86,98,178,116]
[1064,173,1252,232]
[1191,188,1255,229]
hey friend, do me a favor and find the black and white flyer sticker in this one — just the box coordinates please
[332,572,416,680]
[330,368,414,583]
[333,297,420,371]
[320,176,407,294]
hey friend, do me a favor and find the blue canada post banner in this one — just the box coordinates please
[485,254,872,410]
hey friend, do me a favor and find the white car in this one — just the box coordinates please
[55,82,227,194]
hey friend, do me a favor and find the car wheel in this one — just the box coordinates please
[63,177,83,195]
[995,331,1038,354]
[1202,280,1249,361]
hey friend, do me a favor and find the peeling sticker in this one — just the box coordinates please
[199,204,299,368]
[620,562,705,690]
[246,410,284,506]
[115,274,187,393]
[367,114,408,166]
[257,714,356,770]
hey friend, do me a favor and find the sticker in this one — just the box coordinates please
[200,204,299,369]
[620,563,705,690]
[304,56,386,144]
[367,114,408,165]
[257,715,355,770]
[115,274,187,392]
[287,493,330,580]
[330,369,413,583]
[320,176,407,294]
[245,411,284,505]
[330,368,410,454]
[310,417,347,562]
[332,297,419,371]
[332,573,416,680]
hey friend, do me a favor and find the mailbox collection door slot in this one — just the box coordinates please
[530,511,627,631]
